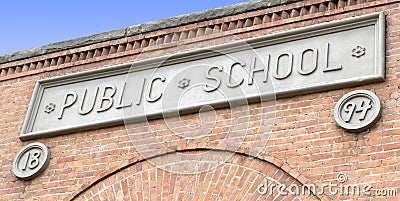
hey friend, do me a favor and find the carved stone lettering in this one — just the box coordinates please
[204,66,223,92]
[299,48,318,75]
[58,92,77,119]
[323,43,342,72]
[79,88,99,115]
[146,75,166,103]
[273,52,293,80]
[248,56,269,85]
[226,61,245,88]
[20,13,385,140]
[136,78,146,106]
[97,85,116,112]
[116,82,133,109]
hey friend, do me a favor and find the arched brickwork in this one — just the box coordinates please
[70,150,330,201]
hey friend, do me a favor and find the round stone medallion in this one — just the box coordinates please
[334,90,381,132]
[12,142,50,180]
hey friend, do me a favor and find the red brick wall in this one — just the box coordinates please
[1,0,400,200]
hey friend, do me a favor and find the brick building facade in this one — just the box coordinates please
[0,0,400,200]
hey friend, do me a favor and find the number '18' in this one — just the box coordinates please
[21,151,41,171]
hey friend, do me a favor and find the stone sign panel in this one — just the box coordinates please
[20,13,385,140]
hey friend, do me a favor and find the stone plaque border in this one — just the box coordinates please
[20,13,385,140]
[12,142,51,180]
[334,90,382,132]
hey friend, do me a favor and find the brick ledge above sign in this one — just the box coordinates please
[20,13,385,140]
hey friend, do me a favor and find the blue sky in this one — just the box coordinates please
[0,0,247,55]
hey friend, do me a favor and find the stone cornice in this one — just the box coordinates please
[0,0,301,64]
[0,0,396,81]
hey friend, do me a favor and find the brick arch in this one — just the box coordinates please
[68,149,331,201]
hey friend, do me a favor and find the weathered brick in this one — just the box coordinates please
[0,1,399,201]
